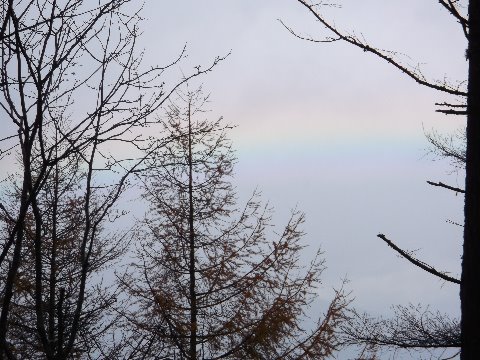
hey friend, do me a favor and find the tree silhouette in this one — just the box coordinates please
[0,1,225,358]
[119,88,349,360]
[0,154,127,358]
[284,0,477,358]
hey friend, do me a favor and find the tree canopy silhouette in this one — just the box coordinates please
[119,88,349,360]
[0,1,225,358]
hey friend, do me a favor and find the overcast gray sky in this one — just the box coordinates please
[141,1,465,357]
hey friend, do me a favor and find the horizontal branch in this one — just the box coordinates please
[446,219,464,228]
[341,304,461,349]
[435,102,467,108]
[377,234,460,284]
[347,333,461,349]
[427,181,465,194]
[435,109,468,115]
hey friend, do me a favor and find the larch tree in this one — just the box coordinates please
[0,153,127,358]
[0,1,225,358]
[119,88,349,360]
[284,0,478,358]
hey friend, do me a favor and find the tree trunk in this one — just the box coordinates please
[187,103,198,360]
[461,0,480,358]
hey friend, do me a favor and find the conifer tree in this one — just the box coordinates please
[120,88,348,360]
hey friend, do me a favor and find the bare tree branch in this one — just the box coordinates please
[377,234,460,285]
[438,0,469,38]
[290,0,467,97]
[342,304,461,350]
[427,181,465,194]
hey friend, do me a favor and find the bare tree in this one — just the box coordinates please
[119,88,349,360]
[0,1,225,358]
[282,0,478,358]
[343,305,460,350]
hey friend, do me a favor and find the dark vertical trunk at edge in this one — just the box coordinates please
[0,178,28,360]
[187,103,197,360]
[461,1,480,358]
[48,166,58,355]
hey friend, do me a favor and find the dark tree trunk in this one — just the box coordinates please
[461,0,480,358]
[187,103,198,360]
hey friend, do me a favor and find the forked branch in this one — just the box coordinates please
[438,0,469,38]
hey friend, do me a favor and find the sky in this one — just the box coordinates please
[0,0,466,358]
[136,0,468,347]
[0,1,468,358]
